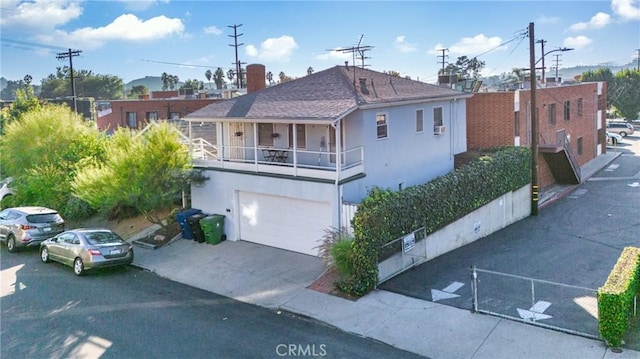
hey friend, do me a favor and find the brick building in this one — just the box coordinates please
[465,81,607,190]
[97,91,219,133]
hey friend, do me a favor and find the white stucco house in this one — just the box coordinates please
[183,64,472,256]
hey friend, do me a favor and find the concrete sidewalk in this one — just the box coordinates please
[128,152,637,358]
[130,238,638,359]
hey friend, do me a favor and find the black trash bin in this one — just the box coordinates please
[187,213,207,243]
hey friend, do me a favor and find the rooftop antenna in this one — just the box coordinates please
[326,34,374,84]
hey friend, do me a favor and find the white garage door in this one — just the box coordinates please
[238,192,331,256]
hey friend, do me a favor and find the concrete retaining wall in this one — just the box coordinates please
[378,185,531,283]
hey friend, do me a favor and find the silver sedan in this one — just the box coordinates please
[40,228,134,276]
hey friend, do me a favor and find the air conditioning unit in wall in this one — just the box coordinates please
[434,126,446,135]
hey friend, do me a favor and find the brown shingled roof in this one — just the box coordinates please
[185,65,466,122]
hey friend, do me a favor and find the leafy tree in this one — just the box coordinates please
[581,68,640,120]
[128,85,148,98]
[439,56,485,79]
[205,69,212,89]
[611,69,640,120]
[0,87,42,137]
[1,104,105,218]
[278,71,293,83]
[39,67,123,100]
[386,70,401,77]
[180,79,204,91]
[161,72,170,91]
[214,68,225,89]
[72,122,198,231]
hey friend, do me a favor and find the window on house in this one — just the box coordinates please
[577,98,583,116]
[548,104,556,125]
[146,111,158,122]
[126,112,137,128]
[564,100,570,121]
[288,124,306,149]
[376,114,388,139]
[258,123,274,146]
[169,112,181,120]
[433,107,443,131]
[416,109,424,132]
[514,111,520,136]
[577,137,583,155]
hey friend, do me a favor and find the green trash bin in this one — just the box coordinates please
[200,214,225,245]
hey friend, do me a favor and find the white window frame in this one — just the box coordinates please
[416,109,424,133]
[126,112,137,128]
[288,124,306,149]
[258,123,274,147]
[433,107,443,131]
[376,113,388,139]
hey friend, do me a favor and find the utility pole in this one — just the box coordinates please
[437,48,448,73]
[552,54,562,82]
[529,23,539,216]
[228,24,244,89]
[56,48,82,114]
[636,49,640,71]
[535,39,547,84]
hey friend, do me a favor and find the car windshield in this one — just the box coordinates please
[26,213,63,223]
[85,231,125,245]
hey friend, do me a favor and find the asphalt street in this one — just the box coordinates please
[1,248,424,359]
[381,136,640,339]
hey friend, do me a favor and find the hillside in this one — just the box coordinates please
[124,76,185,92]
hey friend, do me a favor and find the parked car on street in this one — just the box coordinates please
[0,177,15,208]
[606,131,622,146]
[0,206,65,253]
[606,122,635,137]
[40,228,134,276]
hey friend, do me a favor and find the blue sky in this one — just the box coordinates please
[1,0,639,85]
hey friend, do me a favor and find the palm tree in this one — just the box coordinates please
[214,68,225,89]
[307,67,314,76]
[266,71,273,84]
[161,72,169,91]
[205,69,212,89]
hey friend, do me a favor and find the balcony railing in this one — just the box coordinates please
[188,141,364,181]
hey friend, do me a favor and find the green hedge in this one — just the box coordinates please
[598,247,640,347]
[338,146,531,297]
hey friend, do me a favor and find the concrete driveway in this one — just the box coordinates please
[380,146,640,338]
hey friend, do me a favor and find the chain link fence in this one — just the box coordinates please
[471,267,600,340]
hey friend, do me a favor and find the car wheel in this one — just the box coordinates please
[619,132,627,137]
[41,247,50,263]
[74,258,85,276]
[7,235,16,253]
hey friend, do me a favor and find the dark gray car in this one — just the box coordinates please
[0,206,65,252]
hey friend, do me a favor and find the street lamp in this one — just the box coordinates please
[535,40,574,83]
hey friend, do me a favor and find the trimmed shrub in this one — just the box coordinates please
[339,146,531,296]
[598,247,640,347]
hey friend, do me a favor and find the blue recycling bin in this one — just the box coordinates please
[176,208,202,240]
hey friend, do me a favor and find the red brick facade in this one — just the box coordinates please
[97,98,219,132]
[466,82,607,189]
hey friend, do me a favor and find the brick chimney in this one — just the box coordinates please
[246,64,266,93]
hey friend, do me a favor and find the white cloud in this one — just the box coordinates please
[36,14,185,50]
[315,48,351,62]
[0,0,82,30]
[245,35,298,62]
[446,34,505,56]
[568,12,611,31]
[203,26,222,35]
[116,0,169,11]
[395,35,417,53]
[564,36,593,49]
[612,0,640,20]
[537,14,560,24]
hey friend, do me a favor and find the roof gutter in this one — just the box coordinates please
[183,117,336,125]
[357,93,473,110]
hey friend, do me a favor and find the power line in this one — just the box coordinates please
[140,59,230,70]
[1,37,67,51]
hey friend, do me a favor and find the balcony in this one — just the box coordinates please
[188,140,365,181]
